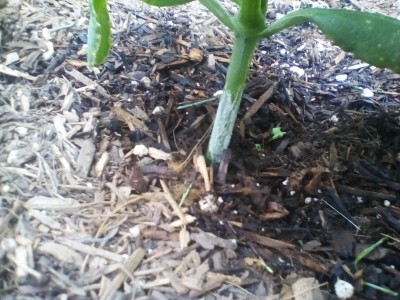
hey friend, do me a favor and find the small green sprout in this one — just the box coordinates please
[258,256,274,274]
[354,236,388,269]
[354,236,398,297]
[176,97,217,110]
[362,281,398,297]
[270,127,286,141]
[179,183,192,207]
[255,144,263,151]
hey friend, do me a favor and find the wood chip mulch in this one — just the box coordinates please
[1,0,400,299]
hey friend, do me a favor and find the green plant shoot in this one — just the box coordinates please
[271,127,285,141]
[353,236,399,297]
[87,0,111,67]
[87,0,400,164]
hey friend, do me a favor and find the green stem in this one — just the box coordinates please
[261,0,268,16]
[200,0,237,32]
[257,9,312,38]
[207,36,259,164]
[238,0,264,30]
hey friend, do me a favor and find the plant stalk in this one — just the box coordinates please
[207,35,259,164]
[200,0,236,31]
[238,0,264,30]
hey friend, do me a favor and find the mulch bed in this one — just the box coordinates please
[1,0,399,299]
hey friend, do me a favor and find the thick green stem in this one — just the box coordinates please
[207,36,259,164]
[237,0,264,31]
[261,0,268,16]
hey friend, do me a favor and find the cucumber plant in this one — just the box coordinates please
[87,0,400,165]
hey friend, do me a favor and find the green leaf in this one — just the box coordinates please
[262,9,400,73]
[142,0,195,7]
[87,0,111,67]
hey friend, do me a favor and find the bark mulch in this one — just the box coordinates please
[1,0,399,299]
